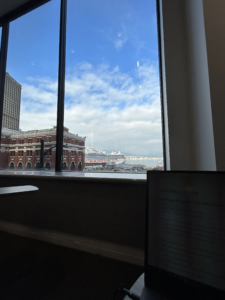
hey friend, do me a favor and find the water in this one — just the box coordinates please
[124,159,163,169]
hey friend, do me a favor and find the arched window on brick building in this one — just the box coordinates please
[71,161,75,171]
[18,162,23,170]
[45,162,51,170]
[35,162,40,169]
[26,162,32,170]
[9,162,14,169]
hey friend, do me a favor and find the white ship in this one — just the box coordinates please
[85,148,126,164]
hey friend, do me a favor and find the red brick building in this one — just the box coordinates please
[0,126,86,171]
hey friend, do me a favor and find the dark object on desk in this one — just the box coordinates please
[123,274,143,300]
[0,185,38,196]
[114,282,140,300]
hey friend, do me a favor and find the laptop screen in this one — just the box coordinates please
[146,171,225,294]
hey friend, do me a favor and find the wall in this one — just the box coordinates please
[203,0,225,171]
[0,175,146,265]
[160,0,216,171]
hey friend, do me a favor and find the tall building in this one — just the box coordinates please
[2,72,22,130]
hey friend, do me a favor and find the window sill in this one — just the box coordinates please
[0,170,147,184]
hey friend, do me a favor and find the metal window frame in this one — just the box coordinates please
[0,22,9,147]
[0,0,51,27]
[0,0,67,172]
[156,0,167,171]
[56,0,67,172]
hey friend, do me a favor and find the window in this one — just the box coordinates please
[36,162,40,169]
[18,151,23,157]
[18,162,23,169]
[71,161,75,170]
[0,0,164,177]
[9,162,14,169]
[0,0,60,173]
[27,150,32,156]
[64,0,163,175]
[45,162,51,170]
[26,162,32,169]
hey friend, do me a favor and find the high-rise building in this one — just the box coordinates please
[2,72,22,130]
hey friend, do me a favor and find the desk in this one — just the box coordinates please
[124,273,144,300]
[0,185,39,196]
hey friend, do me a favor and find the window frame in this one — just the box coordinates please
[0,0,166,174]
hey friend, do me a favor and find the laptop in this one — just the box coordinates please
[141,171,225,300]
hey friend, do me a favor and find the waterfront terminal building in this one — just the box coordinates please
[0,126,86,171]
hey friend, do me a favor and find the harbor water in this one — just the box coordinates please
[124,159,163,169]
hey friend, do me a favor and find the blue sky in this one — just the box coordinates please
[5,0,163,157]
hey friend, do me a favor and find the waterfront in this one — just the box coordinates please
[124,159,163,169]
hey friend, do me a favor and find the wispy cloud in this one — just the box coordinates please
[101,23,128,50]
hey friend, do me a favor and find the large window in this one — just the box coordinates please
[0,0,164,177]
[0,0,60,172]
[64,0,163,175]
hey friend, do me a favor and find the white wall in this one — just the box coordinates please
[160,0,216,171]
[203,0,225,171]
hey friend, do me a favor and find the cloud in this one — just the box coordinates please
[19,61,163,157]
[101,23,129,50]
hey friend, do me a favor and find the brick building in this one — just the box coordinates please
[0,126,86,171]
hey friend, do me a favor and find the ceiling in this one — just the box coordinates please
[0,0,30,18]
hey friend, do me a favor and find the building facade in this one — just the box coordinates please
[0,126,86,171]
[2,73,22,130]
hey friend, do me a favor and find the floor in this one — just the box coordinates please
[0,231,144,300]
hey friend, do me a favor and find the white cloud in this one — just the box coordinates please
[19,61,163,156]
